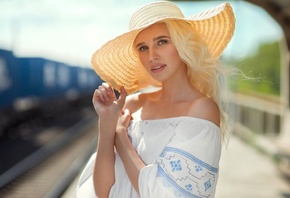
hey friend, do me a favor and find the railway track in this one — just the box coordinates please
[0,108,98,198]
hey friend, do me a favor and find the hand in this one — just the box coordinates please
[92,83,127,120]
[116,109,132,135]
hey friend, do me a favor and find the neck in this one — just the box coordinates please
[158,77,196,102]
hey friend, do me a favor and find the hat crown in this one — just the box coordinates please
[129,1,184,30]
[92,1,235,94]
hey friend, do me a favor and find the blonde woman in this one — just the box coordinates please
[76,1,235,197]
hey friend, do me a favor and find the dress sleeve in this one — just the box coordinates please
[138,119,222,198]
[76,153,97,198]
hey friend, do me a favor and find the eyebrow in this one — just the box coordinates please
[135,35,170,48]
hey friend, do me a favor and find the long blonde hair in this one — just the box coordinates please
[164,20,229,142]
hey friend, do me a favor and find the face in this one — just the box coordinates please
[134,23,186,82]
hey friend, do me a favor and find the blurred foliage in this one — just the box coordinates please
[227,41,281,96]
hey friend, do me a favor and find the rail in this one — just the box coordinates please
[227,92,290,179]
[228,92,286,136]
[0,111,98,198]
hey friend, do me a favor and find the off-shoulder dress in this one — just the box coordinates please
[76,116,221,198]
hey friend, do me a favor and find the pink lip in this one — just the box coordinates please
[150,64,166,73]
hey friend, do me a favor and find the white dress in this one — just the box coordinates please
[76,116,221,198]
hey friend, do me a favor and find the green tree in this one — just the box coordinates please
[229,41,281,96]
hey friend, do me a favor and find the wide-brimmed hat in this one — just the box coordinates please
[91,1,235,94]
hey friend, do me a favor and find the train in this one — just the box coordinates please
[0,49,103,136]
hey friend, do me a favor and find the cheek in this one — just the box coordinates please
[167,48,181,61]
[168,48,186,68]
[138,53,149,68]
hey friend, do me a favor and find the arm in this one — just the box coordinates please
[138,120,222,197]
[114,109,146,195]
[93,118,116,198]
[114,114,222,198]
[113,96,221,197]
[92,83,127,197]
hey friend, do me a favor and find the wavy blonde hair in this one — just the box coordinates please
[163,20,229,142]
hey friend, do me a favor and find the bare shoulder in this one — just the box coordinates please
[124,90,163,116]
[123,92,141,110]
[123,91,152,112]
[188,97,220,127]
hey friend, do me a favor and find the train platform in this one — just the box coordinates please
[215,133,290,198]
[61,132,290,198]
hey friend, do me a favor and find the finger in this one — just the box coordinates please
[102,83,116,100]
[102,82,113,95]
[117,86,127,107]
[121,109,131,126]
[123,108,133,120]
[98,85,110,101]
[92,89,105,102]
[123,108,130,116]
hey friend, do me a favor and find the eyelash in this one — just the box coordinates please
[137,39,168,51]
[158,39,168,45]
[138,46,148,51]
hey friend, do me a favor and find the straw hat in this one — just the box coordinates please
[91,1,235,94]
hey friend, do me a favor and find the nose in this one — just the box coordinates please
[149,47,159,62]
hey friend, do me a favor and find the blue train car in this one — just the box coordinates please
[67,66,103,99]
[0,49,103,136]
[0,49,18,111]
[11,57,52,111]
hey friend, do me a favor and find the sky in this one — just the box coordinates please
[0,0,283,67]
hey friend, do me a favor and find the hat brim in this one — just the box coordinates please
[91,3,235,94]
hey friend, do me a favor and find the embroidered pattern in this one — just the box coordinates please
[185,184,193,192]
[204,179,211,191]
[156,147,218,197]
[195,165,203,172]
[170,160,182,172]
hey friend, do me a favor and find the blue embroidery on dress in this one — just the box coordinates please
[195,165,202,172]
[204,179,211,191]
[185,184,193,192]
[170,160,182,172]
[157,166,202,198]
[160,152,166,158]
[156,147,218,197]
[163,147,218,173]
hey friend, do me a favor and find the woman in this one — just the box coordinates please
[76,1,235,197]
